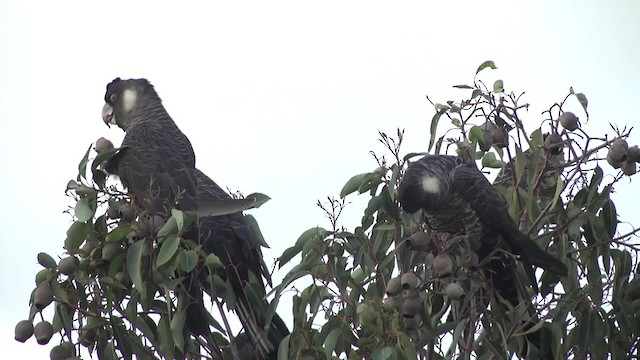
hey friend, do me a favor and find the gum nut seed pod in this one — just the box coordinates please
[81,241,95,258]
[611,138,629,151]
[34,321,54,345]
[400,272,421,290]
[14,320,34,343]
[148,215,166,235]
[34,285,54,309]
[382,296,403,311]
[402,315,421,330]
[446,282,465,300]
[627,145,640,163]
[463,251,479,269]
[60,341,76,357]
[106,206,120,219]
[94,137,114,153]
[101,243,121,262]
[115,271,130,286]
[608,144,628,163]
[117,202,135,222]
[544,133,564,155]
[479,130,494,151]
[406,231,431,251]
[621,159,637,176]
[559,112,579,131]
[481,121,498,132]
[433,254,454,278]
[50,344,72,360]
[59,256,79,275]
[607,152,623,169]
[401,296,422,317]
[35,269,50,285]
[132,220,148,238]
[626,283,640,301]
[385,276,403,296]
[491,127,507,147]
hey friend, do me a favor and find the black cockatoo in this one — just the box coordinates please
[101,78,197,214]
[101,78,288,359]
[398,154,568,355]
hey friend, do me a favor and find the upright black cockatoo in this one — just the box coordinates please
[398,154,567,355]
[101,78,288,359]
[102,78,197,214]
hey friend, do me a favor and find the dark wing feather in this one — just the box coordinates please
[195,169,269,283]
[187,169,288,359]
[451,162,568,277]
[111,125,197,213]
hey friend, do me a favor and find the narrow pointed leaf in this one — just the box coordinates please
[127,239,146,290]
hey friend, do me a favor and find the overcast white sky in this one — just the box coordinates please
[1,1,639,358]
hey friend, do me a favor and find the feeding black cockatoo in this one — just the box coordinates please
[398,154,567,355]
[101,78,197,214]
[101,78,288,359]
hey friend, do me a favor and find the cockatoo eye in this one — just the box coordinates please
[110,93,118,103]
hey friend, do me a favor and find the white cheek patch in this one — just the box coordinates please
[122,89,138,112]
[421,176,440,194]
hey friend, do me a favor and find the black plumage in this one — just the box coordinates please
[101,78,288,359]
[398,154,568,355]
[187,169,289,360]
[102,78,197,214]
[398,154,567,278]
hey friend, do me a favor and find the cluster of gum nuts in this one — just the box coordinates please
[606,138,640,176]
[382,231,479,330]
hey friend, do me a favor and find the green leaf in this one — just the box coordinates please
[476,60,497,74]
[64,221,90,251]
[90,147,121,172]
[481,152,505,168]
[246,192,271,208]
[77,144,93,181]
[573,91,589,114]
[66,180,80,190]
[157,315,174,358]
[447,319,469,359]
[244,214,269,248]
[156,236,180,268]
[127,239,146,290]
[549,177,565,211]
[170,307,186,350]
[279,227,329,268]
[206,253,224,269]
[452,84,474,89]
[340,173,371,198]
[434,103,450,112]
[493,79,504,93]
[171,209,184,233]
[177,250,198,273]
[372,346,394,360]
[600,199,617,239]
[37,252,57,269]
[102,341,118,360]
[323,328,341,357]
[277,334,290,360]
[469,126,485,143]
[380,185,400,220]
[428,109,446,152]
[157,217,178,238]
[106,225,132,243]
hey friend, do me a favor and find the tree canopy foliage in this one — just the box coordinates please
[16,61,640,359]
